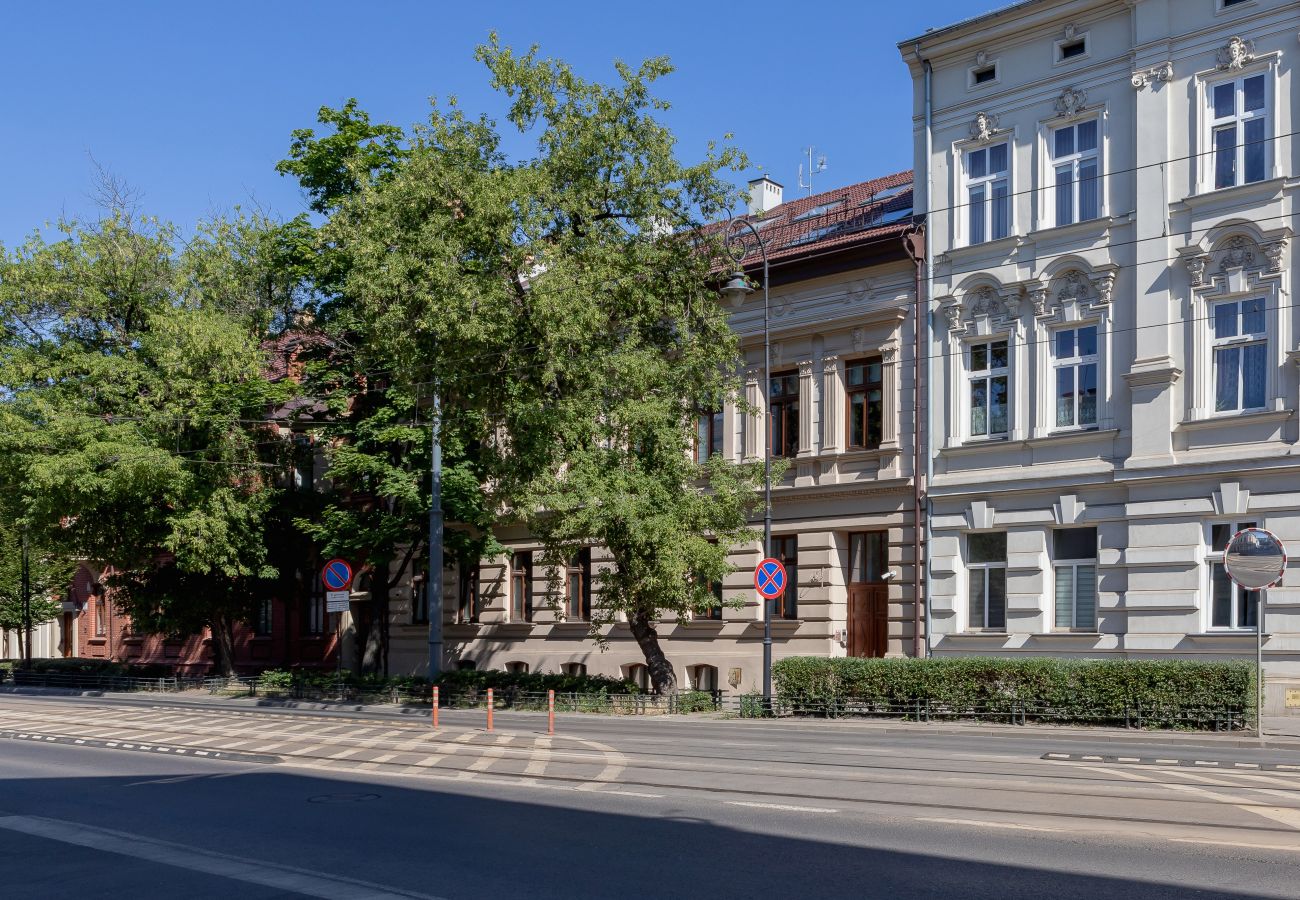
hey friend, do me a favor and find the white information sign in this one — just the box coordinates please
[325,590,351,612]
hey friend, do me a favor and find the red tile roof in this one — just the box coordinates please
[714,170,915,270]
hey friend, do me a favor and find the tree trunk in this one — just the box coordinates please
[629,610,676,695]
[210,613,236,677]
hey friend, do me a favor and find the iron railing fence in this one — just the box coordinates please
[726,694,1250,731]
[2,670,207,693]
[204,676,725,714]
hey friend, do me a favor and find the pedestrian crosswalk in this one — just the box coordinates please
[0,701,627,790]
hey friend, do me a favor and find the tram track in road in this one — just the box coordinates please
[4,699,1300,844]
[3,702,1299,808]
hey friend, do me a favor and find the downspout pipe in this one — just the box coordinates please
[921,48,935,659]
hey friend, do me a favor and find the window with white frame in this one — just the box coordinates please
[1053,528,1097,629]
[1208,521,1260,629]
[967,532,1007,630]
[968,339,1009,438]
[965,143,1010,244]
[1054,324,1098,428]
[1211,297,1267,412]
[1208,72,1268,190]
[1051,120,1099,226]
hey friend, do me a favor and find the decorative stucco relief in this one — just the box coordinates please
[1130,62,1173,89]
[1216,36,1256,70]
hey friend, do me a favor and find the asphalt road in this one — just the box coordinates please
[1,694,1298,899]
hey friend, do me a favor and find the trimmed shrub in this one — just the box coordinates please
[771,657,1253,728]
[22,658,174,679]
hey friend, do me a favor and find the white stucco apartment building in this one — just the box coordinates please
[900,0,1300,710]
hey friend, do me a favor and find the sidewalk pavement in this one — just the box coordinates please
[5,683,1300,751]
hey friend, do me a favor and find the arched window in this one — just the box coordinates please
[505,661,529,675]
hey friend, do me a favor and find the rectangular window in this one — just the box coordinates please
[696,409,724,463]
[411,573,429,625]
[1212,298,1267,412]
[95,597,107,637]
[769,372,799,458]
[968,339,1010,438]
[1051,119,1099,226]
[511,551,533,623]
[972,64,997,85]
[1209,73,1268,190]
[305,587,327,634]
[845,358,884,449]
[457,564,480,624]
[967,532,1007,630]
[772,535,799,620]
[567,549,592,620]
[849,532,888,583]
[1208,521,1259,628]
[1058,38,1087,60]
[1054,325,1098,428]
[966,142,1010,244]
[1053,528,1098,629]
[254,597,273,636]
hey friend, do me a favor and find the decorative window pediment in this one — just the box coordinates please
[943,284,1021,335]
[1181,231,1288,296]
[1027,266,1118,321]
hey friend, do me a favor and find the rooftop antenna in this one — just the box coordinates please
[797,146,827,197]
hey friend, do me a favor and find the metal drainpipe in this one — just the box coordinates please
[903,227,925,660]
[921,49,935,659]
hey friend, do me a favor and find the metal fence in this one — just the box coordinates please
[202,676,724,715]
[0,668,1248,731]
[1,670,207,693]
[723,694,1250,731]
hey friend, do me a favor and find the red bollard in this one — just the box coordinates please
[432,685,439,729]
[486,688,494,732]
[547,689,555,736]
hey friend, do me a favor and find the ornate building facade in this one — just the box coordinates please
[901,0,1299,711]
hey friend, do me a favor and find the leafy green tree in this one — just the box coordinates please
[0,194,298,674]
[318,37,766,692]
[0,524,73,665]
[278,100,502,674]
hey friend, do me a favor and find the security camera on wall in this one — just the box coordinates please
[882,571,898,581]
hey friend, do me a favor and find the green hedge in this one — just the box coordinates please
[18,658,175,679]
[771,657,1253,727]
[260,667,640,696]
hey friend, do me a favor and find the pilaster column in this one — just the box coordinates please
[743,367,763,461]
[797,359,815,457]
[880,340,900,449]
[822,355,844,453]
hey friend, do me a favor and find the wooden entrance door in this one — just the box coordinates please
[848,584,888,658]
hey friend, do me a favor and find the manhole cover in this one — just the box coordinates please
[308,792,381,804]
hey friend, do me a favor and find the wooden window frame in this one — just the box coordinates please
[772,535,799,620]
[457,563,480,624]
[845,357,884,450]
[769,371,799,459]
[566,549,592,621]
[511,551,533,623]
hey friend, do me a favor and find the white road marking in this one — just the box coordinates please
[727,801,838,814]
[1170,838,1300,853]
[0,815,446,900]
[916,816,1062,832]
[524,738,552,776]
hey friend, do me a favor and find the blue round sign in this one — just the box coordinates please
[754,557,787,600]
[322,559,354,591]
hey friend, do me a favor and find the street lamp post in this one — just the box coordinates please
[720,220,772,709]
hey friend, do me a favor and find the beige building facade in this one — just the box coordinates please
[385,173,925,690]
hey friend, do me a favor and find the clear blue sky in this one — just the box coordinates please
[1,0,987,247]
